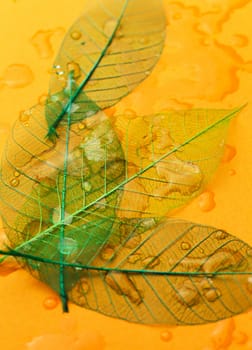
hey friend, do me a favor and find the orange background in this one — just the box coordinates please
[0,0,252,349]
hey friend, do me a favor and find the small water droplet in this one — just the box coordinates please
[10,178,20,187]
[71,31,82,40]
[100,246,115,261]
[38,93,48,105]
[19,110,31,123]
[180,241,191,250]
[160,330,172,342]
[222,144,236,163]
[228,169,236,176]
[214,231,228,241]
[127,253,141,264]
[78,122,85,130]
[116,29,124,39]
[2,64,34,88]
[58,237,78,255]
[82,181,92,192]
[67,61,81,79]
[142,256,160,269]
[104,19,117,37]
[43,296,59,310]
[52,208,73,225]
[204,288,221,302]
[145,70,151,76]
[79,278,89,294]
[14,171,20,177]
[198,191,216,212]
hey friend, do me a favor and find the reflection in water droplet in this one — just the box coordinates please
[160,330,172,342]
[10,178,20,187]
[222,144,236,163]
[71,31,82,40]
[58,237,78,255]
[204,288,221,302]
[2,64,34,88]
[67,61,81,79]
[180,241,191,250]
[198,191,215,212]
[43,296,59,310]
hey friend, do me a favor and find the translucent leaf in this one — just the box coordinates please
[45,0,166,136]
[1,218,252,325]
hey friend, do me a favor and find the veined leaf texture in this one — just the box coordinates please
[0,0,251,325]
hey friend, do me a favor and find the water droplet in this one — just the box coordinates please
[211,319,235,350]
[198,191,216,212]
[100,246,115,261]
[79,278,89,294]
[82,181,92,192]
[10,178,20,187]
[204,288,221,302]
[71,31,82,40]
[222,144,236,163]
[232,330,248,345]
[180,241,191,250]
[116,29,124,39]
[105,272,143,305]
[52,208,73,225]
[127,253,141,264]
[160,330,172,342]
[145,70,151,76]
[19,110,31,123]
[31,29,65,59]
[43,296,59,310]
[94,198,107,211]
[78,122,85,130]
[38,93,48,105]
[2,64,34,88]
[247,248,252,257]
[104,19,117,37]
[14,171,20,177]
[142,256,160,269]
[228,169,236,176]
[58,237,78,255]
[203,250,244,273]
[214,231,228,241]
[176,281,200,307]
[67,61,81,79]
[231,34,249,48]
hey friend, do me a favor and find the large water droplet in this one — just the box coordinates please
[31,28,64,59]
[67,61,81,79]
[10,178,20,187]
[160,330,172,342]
[71,31,82,40]
[2,64,33,88]
[198,191,216,212]
[180,241,191,250]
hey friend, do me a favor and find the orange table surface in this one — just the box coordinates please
[0,1,252,349]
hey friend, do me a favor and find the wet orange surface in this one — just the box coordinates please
[0,0,252,349]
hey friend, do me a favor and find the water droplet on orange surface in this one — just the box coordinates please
[19,110,31,123]
[67,62,81,79]
[180,241,191,250]
[10,178,20,187]
[127,253,141,264]
[228,169,236,176]
[222,144,236,163]
[198,191,216,212]
[43,296,59,310]
[2,64,33,88]
[211,319,235,349]
[31,28,64,59]
[232,330,248,345]
[214,231,228,241]
[204,288,221,302]
[160,330,172,342]
[14,171,20,178]
[142,256,160,269]
[230,34,249,48]
[71,31,82,40]
[100,246,115,261]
